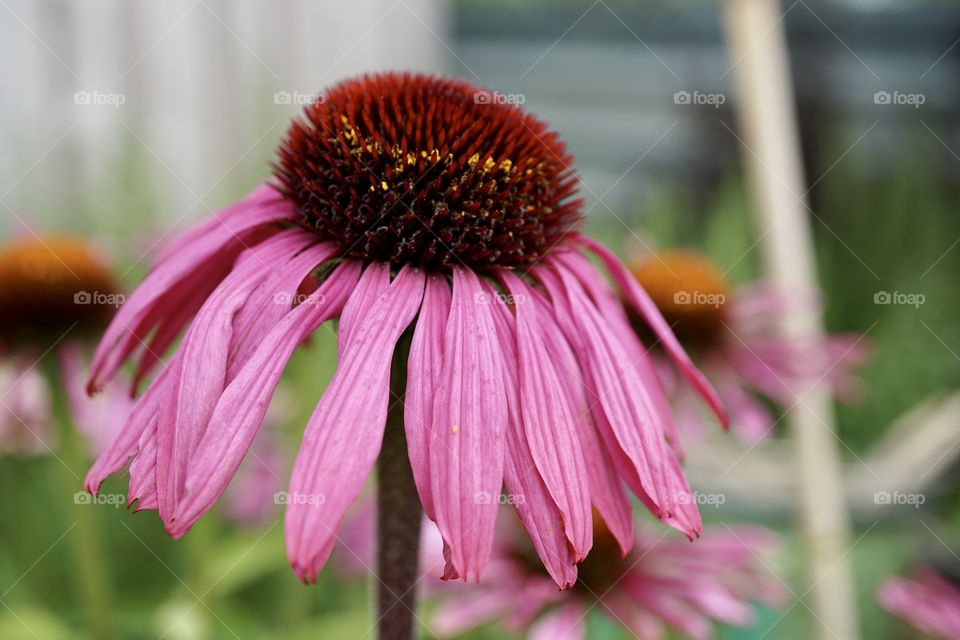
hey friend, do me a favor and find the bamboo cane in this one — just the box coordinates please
[721,1,861,638]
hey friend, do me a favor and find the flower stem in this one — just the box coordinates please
[376,338,422,640]
[45,356,114,640]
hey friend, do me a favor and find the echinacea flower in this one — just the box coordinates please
[630,250,867,445]
[431,515,785,639]
[0,236,130,455]
[878,568,960,640]
[85,71,726,587]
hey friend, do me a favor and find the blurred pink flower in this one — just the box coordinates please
[878,569,960,640]
[431,517,786,639]
[0,237,130,456]
[631,251,868,446]
[85,72,727,586]
[61,343,132,456]
[0,350,54,455]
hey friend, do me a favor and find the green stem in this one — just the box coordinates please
[376,338,422,640]
[45,357,114,640]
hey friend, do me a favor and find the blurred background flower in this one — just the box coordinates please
[628,248,869,445]
[430,515,786,639]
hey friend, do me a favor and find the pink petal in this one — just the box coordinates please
[487,282,578,588]
[428,268,508,583]
[159,231,313,522]
[557,250,686,460]
[88,184,294,392]
[404,273,452,521]
[575,236,728,429]
[536,264,701,539]
[500,271,592,561]
[168,261,361,536]
[527,283,634,555]
[226,242,340,381]
[285,263,425,582]
[85,353,178,493]
[128,422,158,509]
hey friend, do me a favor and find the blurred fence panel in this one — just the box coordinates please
[0,0,447,246]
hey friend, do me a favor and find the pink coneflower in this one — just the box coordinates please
[878,568,960,639]
[0,236,128,455]
[431,516,785,639]
[84,72,726,636]
[629,250,866,445]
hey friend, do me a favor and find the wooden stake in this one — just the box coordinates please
[722,1,860,638]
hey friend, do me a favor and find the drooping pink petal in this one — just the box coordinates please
[226,242,340,381]
[575,236,728,429]
[404,273,452,521]
[85,352,179,494]
[168,260,361,536]
[500,271,592,561]
[128,422,157,509]
[158,230,314,522]
[428,268,508,583]
[536,263,701,539]
[88,184,295,392]
[487,282,578,588]
[556,250,686,460]
[285,264,425,582]
[531,287,633,555]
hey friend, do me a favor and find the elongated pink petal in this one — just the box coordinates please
[537,264,701,539]
[286,264,425,582]
[556,250,686,460]
[530,288,633,555]
[500,271,592,561]
[88,184,294,392]
[128,423,157,509]
[560,253,700,534]
[168,261,361,536]
[227,242,340,381]
[575,236,728,429]
[159,231,313,522]
[85,353,178,493]
[404,273,451,521]
[429,268,508,583]
[487,283,578,588]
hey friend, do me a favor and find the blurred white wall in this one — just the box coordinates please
[0,0,448,248]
